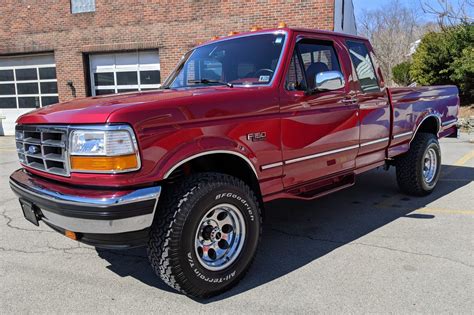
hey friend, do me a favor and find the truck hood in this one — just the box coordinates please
[16,88,225,125]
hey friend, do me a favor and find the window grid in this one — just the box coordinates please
[0,64,58,109]
[90,52,161,96]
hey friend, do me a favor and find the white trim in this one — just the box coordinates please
[0,64,56,70]
[285,144,359,165]
[360,137,390,147]
[441,118,457,127]
[409,114,442,144]
[261,161,283,170]
[163,150,258,179]
[0,79,57,84]
[392,131,413,139]
[0,94,58,98]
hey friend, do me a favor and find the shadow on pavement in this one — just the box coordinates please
[96,164,473,302]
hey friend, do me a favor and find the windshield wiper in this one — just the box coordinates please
[188,79,233,88]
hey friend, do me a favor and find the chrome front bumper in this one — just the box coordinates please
[9,169,161,235]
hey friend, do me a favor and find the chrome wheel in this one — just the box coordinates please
[423,147,438,184]
[194,203,246,271]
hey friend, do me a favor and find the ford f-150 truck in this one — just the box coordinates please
[9,27,459,298]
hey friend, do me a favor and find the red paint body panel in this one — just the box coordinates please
[15,28,460,200]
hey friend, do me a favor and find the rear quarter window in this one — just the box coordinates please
[346,41,380,93]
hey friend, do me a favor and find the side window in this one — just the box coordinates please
[286,51,306,91]
[296,40,342,90]
[346,41,380,93]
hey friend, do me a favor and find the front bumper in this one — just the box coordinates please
[9,169,161,248]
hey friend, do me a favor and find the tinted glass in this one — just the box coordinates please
[17,83,39,95]
[0,70,14,81]
[40,82,58,94]
[16,68,37,81]
[94,73,114,86]
[18,97,39,108]
[118,89,138,93]
[140,71,160,84]
[39,67,57,80]
[116,72,138,85]
[95,89,115,95]
[0,84,15,95]
[346,41,380,92]
[167,33,286,88]
[41,96,59,106]
[0,97,17,108]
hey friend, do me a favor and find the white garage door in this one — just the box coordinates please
[89,51,161,96]
[0,54,59,109]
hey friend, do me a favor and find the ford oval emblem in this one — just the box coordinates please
[28,145,39,154]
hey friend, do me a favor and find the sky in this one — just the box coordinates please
[352,0,474,23]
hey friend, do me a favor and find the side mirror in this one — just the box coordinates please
[314,71,345,91]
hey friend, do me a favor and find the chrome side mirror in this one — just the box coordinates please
[314,71,345,91]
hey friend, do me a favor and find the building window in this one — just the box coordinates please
[89,51,161,96]
[71,0,95,14]
[0,54,59,109]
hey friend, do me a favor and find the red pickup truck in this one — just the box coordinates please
[10,27,459,298]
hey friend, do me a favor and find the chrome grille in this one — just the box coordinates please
[15,125,70,176]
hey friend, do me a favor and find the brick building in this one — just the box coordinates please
[0,0,356,135]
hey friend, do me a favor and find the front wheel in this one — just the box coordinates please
[396,132,441,196]
[147,172,262,298]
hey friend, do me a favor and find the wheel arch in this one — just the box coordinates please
[162,150,263,207]
[410,114,441,144]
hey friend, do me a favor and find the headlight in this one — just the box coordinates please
[69,126,140,173]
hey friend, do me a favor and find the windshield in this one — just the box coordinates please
[163,32,286,88]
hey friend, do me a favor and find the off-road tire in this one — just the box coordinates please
[396,132,441,196]
[147,172,262,298]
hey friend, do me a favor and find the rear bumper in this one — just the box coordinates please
[9,168,160,248]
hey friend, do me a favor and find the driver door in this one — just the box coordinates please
[280,36,360,188]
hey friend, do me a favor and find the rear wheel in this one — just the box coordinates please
[147,172,262,298]
[396,132,441,196]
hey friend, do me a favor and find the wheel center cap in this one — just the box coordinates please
[210,227,221,242]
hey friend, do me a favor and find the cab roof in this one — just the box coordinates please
[197,27,368,48]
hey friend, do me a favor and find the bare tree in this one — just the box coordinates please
[357,0,425,86]
[420,0,474,29]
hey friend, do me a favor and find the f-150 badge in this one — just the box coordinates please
[247,132,267,142]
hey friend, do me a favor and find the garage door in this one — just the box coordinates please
[0,54,59,109]
[89,51,161,96]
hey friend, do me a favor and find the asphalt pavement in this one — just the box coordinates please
[1,134,473,313]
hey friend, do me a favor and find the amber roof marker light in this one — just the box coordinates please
[250,26,262,32]
[277,22,287,28]
[228,31,239,36]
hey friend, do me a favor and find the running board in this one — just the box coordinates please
[285,173,355,201]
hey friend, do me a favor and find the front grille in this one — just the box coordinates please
[15,125,70,177]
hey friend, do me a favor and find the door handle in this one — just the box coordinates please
[342,98,358,104]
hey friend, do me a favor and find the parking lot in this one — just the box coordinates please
[1,135,473,313]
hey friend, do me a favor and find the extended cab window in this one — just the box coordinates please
[346,41,380,92]
[288,40,342,91]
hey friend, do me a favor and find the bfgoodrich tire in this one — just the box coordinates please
[396,132,441,196]
[147,172,262,298]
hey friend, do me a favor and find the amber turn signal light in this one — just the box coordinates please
[70,154,138,172]
[65,230,77,240]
